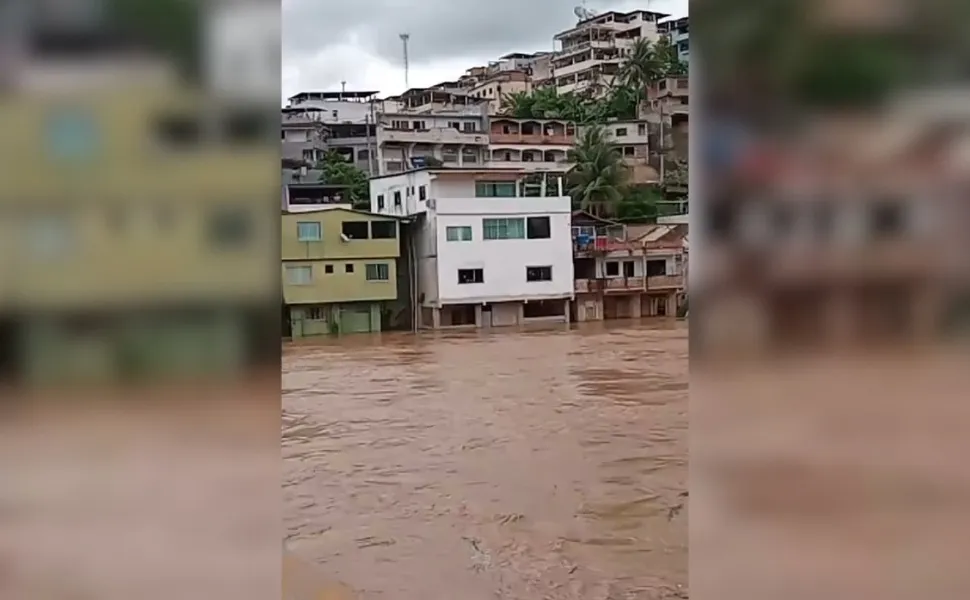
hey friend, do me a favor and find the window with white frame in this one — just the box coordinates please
[446,226,472,241]
[365,263,390,281]
[296,221,321,241]
[285,265,312,285]
[482,217,525,240]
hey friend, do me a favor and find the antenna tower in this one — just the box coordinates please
[399,33,410,89]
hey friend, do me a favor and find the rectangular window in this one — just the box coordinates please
[341,221,369,239]
[462,122,475,132]
[526,266,553,282]
[419,185,427,201]
[646,259,667,276]
[482,217,525,240]
[623,260,635,277]
[365,263,390,281]
[638,123,646,135]
[458,268,484,284]
[393,191,402,206]
[207,207,251,248]
[615,127,628,137]
[285,265,312,285]
[475,181,516,197]
[526,216,551,239]
[377,194,385,210]
[370,221,397,239]
[605,261,620,276]
[324,264,334,274]
[445,226,473,241]
[345,263,354,273]
[296,221,321,242]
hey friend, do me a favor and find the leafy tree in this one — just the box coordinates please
[616,186,661,222]
[316,150,370,210]
[566,126,629,218]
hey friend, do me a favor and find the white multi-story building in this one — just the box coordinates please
[369,167,575,328]
[552,10,666,96]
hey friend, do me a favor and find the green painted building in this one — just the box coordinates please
[282,208,403,336]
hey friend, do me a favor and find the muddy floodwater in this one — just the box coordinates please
[283,320,688,600]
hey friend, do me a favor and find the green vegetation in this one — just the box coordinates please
[502,37,687,220]
[500,37,685,123]
[315,151,370,210]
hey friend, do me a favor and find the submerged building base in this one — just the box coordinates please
[420,299,572,329]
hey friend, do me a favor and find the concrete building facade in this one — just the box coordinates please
[552,10,666,96]
[369,168,575,328]
[488,117,575,172]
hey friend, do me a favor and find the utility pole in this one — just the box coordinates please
[399,33,410,89]
[340,80,346,98]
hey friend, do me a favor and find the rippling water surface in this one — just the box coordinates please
[283,320,687,600]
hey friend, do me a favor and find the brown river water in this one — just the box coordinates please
[283,320,688,600]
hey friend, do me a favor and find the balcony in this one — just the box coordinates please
[489,132,574,145]
[646,275,683,289]
[380,128,488,145]
[574,277,646,293]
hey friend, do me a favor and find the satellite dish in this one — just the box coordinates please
[573,5,596,21]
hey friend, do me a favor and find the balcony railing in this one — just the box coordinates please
[380,128,488,144]
[574,275,684,293]
[574,277,645,293]
[646,275,683,289]
[489,132,574,145]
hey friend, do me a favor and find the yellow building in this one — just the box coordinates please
[0,82,278,383]
[282,208,404,336]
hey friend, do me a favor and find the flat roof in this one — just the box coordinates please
[369,166,532,181]
[555,10,670,39]
[288,90,380,101]
[282,206,409,219]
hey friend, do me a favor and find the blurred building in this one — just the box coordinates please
[693,113,952,354]
[0,83,278,383]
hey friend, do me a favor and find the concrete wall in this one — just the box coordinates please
[433,195,574,304]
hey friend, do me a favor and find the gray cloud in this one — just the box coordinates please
[282,0,676,69]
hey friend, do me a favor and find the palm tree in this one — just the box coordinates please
[619,39,666,90]
[500,91,534,117]
[566,126,629,218]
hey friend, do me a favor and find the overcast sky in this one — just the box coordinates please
[281,0,688,103]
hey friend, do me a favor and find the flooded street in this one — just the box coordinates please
[283,321,688,600]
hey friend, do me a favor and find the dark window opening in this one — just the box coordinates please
[393,191,402,206]
[154,114,201,146]
[526,266,553,282]
[341,221,369,239]
[526,216,551,239]
[870,200,907,238]
[325,264,334,274]
[377,194,385,210]
[345,263,354,273]
[646,259,667,276]
[458,268,484,284]
[623,260,635,277]
[605,261,620,276]
[370,221,397,239]
[207,207,251,248]
[419,185,427,201]
[225,110,272,143]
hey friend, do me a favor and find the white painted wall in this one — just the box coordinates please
[369,170,433,216]
[285,99,373,124]
[431,196,574,304]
